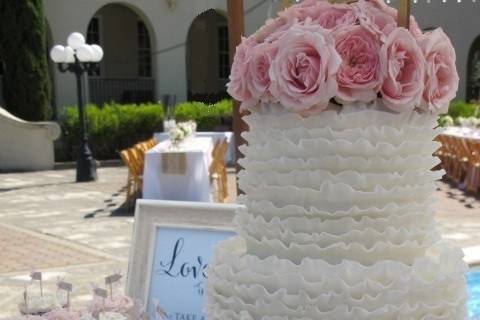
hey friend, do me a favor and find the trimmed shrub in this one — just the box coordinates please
[173,99,233,131]
[448,101,479,119]
[61,103,164,160]
[59,100,234,160]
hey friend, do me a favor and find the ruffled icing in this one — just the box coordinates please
[205,238,467,320]
[205,102,467,319]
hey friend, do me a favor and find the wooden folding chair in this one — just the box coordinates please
[145,138,157,149]
[120,149,142,208]
[440,135,466,185]
[436,134,454,178]
[209,139,229,203]
[465,138,480,194]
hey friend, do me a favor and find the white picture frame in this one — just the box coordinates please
[126,199,239,319]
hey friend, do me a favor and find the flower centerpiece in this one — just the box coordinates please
[168,126,185,148]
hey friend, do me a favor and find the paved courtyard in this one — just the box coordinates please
[0,166,479,317]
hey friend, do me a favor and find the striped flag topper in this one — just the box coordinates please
[94,287,109,298]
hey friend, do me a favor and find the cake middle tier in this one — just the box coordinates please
[236,103,444,265]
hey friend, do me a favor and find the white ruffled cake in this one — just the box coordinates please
[205,0,468,319]
[205,102,467,319]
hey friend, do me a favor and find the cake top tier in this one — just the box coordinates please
[228,0,458,116]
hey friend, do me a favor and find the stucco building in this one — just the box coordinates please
[1,0,480,114]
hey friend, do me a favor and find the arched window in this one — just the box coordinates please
[467,36,480,102]
[186,9,230,103]
[86,4,155,105]
[137,20,152,78]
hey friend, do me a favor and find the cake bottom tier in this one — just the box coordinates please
[205,237,468,320]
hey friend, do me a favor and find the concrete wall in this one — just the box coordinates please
[43,0,479,110]
[388,0,480,101]
[0,107,61,171]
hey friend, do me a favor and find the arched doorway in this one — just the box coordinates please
[87,3,155,105]
[0,57,4,107]
[186,9,230,103]
[467,35,480,102]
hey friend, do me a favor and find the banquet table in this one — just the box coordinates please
[154,131,234,164]
[142,137,214,202]
[442,127,480,140]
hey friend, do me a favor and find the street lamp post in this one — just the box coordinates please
[50,32,104,182]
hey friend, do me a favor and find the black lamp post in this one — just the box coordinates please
[50,32,103,182]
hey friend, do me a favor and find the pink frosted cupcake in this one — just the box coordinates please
[18,292,62,315]
[80,312,127,320]
[87,294,134,316]
[43,308,82,320]
[3,317,45,320]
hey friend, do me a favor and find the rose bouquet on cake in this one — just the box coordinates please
[228,0,458,116]
[205,1,468,319]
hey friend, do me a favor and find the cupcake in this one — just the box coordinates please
[44,308,82,320]
[99,312,127,320]
[88,294,134,315]
[19,292,61,315]
[3,316,45,320]
[80,312,127,320]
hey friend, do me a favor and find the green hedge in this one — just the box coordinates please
[60,100,233,160]
[173,99,233,131]
[61,103,164,160]
[447,101,479,119]
[438,101,480,127]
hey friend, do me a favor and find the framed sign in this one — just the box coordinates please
[126,200,239,320]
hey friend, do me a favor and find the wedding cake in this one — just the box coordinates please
[205,0,468,319]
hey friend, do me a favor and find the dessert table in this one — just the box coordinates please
[142,137,214,202]
[154,131,234,164]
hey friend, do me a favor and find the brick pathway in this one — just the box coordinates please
[0,166,478,317]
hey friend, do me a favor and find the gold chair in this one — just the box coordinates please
[465,138,480,194]
[120,149,142,208]
[209,139,229,203]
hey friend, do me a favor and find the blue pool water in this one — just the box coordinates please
[468,268,480,318]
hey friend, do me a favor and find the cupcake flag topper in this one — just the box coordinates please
[57,279,73,310]
[23,285,29,317]
[105,272,122,299]
[94,287,109,313]
[30,271,43,297]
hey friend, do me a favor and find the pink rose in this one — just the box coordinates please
[269,23,341,114]
[314,3,358,30]
[279,1,356,30]
[381,28,425,112]
[244,42,278,111]
[419,28,459,114]
[355,0,396,42]
[334,25,386,103]
[226,37,256,108]
[369,0,424,39]
[253,16,292,43]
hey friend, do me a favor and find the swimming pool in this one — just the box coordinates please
[468,268,480,318]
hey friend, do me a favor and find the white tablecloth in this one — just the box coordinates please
[154,132,235,164]
[142,137,213,202]
[442,127,480,140]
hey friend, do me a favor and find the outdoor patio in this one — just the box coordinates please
[0,166,478,317]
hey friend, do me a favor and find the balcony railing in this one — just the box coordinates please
[88,78,155,105]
